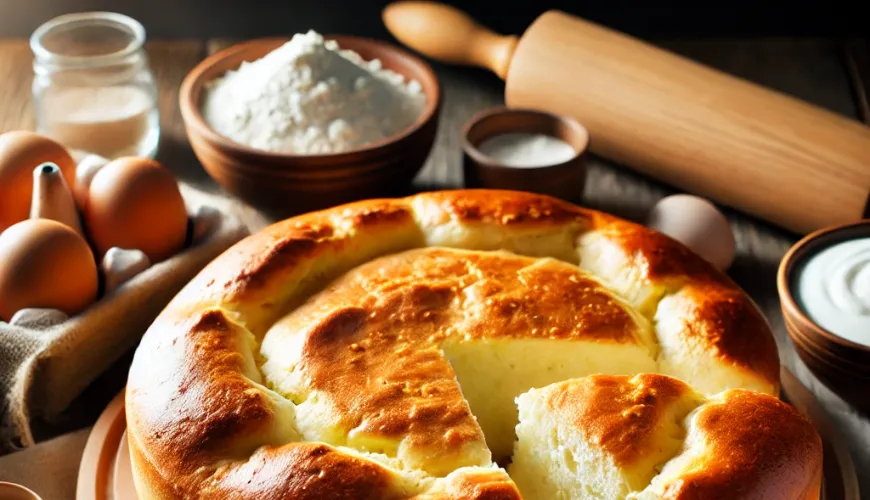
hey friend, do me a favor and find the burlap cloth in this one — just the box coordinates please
[0,183,249,455]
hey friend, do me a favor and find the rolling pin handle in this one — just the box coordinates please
[382,1,518,79]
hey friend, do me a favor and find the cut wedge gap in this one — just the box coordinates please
[443,338,657,463]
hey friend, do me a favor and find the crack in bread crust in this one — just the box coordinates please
[125,189,780,499]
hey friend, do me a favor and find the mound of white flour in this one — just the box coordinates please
[202,30,426,154]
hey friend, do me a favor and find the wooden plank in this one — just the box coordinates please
[841,39,870,124]
[147,40,207,168]
[413,65,503,190]
[0,39,37,132]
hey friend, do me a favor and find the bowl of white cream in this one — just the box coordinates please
[778,220,870,413]
[461,107,588,204]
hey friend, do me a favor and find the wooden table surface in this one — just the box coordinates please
[1,36,868,495]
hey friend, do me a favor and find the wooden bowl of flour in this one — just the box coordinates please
[179,35,440,217]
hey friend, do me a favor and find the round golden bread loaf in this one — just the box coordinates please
[125,189,819,499]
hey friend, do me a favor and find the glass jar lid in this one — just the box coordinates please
[30,12,146,68]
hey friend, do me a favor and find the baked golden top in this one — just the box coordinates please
[541,374,703,469]
[125,190,783,499]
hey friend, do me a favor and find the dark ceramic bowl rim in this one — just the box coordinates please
[777,219,870,354]
[461,107,589,171]
[179,35,441,162]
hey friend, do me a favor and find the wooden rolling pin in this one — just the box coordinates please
[383,2,870,234]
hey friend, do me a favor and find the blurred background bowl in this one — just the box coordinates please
[0,482,42,500]
[179,35,440,217]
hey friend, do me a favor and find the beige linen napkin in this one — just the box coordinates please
[0,427,89,499]
[0,183,249,454]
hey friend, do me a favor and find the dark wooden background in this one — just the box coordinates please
[1,0,867,39]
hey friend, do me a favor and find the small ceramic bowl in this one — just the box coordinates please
[0,482,42,500]
[179,36,440,217]
[462,107,589,204]
[777,220,870,413]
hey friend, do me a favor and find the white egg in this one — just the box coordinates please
[101,247,151,294]
[646,194,736,271]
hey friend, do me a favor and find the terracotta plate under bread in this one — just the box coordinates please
[77,369,859,500]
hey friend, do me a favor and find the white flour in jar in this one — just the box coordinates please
[40,85,158,159]
[201,30,426,154]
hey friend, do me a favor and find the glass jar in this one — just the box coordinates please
[30,12,160,160]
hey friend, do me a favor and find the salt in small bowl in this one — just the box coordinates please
[462,107,589,204]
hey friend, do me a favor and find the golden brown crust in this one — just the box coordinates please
[210,444,404,499]
[671,281,780,388]
[651,389,823,500]
[542,374,700,467]
[411,469,523,500]
[129,431,405,500]
[411,189,590,227]
[127,310,274,470]
[585,214,717,283]
[585,214,780,387]
[126,189,781,499]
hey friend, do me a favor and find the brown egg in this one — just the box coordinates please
[0,219,98,322]
[83,157,188,262]
[0,131,77,232]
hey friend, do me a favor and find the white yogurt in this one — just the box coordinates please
[795,237,870,346]
[477,133,576,168]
